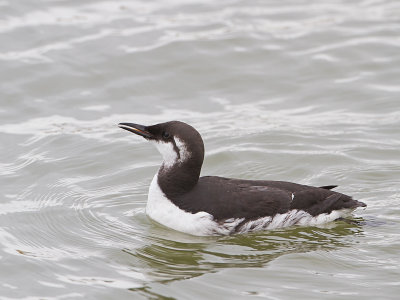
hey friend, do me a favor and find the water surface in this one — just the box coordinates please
[1,0,400,299]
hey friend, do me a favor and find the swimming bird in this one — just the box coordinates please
[118,121,366,236]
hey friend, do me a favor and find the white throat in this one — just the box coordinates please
[151,137,190,168]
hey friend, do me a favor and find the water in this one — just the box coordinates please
[1,0,400,298]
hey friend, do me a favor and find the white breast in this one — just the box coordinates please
[146,174,230,236]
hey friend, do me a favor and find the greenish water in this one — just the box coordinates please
[1,0,400,299]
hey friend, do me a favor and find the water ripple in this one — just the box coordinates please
[1,0,400,298]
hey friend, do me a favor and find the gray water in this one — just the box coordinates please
[1,0,400,299]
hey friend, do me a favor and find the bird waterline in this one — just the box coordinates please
[119,121,366,236]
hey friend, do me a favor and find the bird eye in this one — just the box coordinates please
[162,131,170,139]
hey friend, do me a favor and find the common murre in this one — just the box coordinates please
[118,120,366,236]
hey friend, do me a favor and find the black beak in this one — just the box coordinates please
[118,123,153,139]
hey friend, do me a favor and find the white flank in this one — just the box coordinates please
[236,208,354,234]
[146,175,356,236]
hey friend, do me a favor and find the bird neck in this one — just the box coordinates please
[157,156,203,198]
